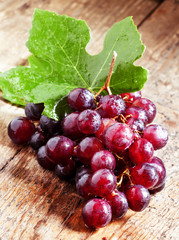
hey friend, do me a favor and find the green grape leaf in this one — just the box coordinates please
[0,9,147,120]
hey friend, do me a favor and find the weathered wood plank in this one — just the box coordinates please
[0,0,179,239]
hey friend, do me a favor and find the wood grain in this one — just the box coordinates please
[0,0,179,239]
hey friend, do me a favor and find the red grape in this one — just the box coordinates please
[106,190,128,218]
[91,150,116,172]
[90,169,117,197]
[95,118,116,143]
[105,123,134,153]
[82,198,112,229]
[67,88,94,111]
[130,163,159,189]
[46,136,74,165]
[77,137,104,165]
[132,98,156,123]
[143,124,168,150]
[126,185,150,211]
[100,95,126,118]
[125,106,148,125]
[126,118,145,132]
[62,112,84,140]
[77,109,101,134]
[8,117,35,144]
[129,138,154,164]
[120,91,142,106]
[149,156,166,189]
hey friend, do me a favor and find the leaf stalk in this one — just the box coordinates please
[94,51,117,98]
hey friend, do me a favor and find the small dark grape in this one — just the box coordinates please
[76,171,94,199]
[40,115,61,136]
[8,117,35,144]
[37,146,56,170]
[30,131,47,150]
[55,159,76,180]
[82,198,112,229]
[77,109,101,134]
[75,165,92,183]
[67,88,94,111]
[125,185,150,212]
[25,103,44,121]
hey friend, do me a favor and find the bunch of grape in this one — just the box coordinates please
[8,88,168,229]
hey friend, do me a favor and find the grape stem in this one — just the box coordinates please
[94,51,117,97]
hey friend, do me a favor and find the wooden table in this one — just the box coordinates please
[0,0,178,239]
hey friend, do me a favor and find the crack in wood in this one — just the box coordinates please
[0,147,23,172]
[137,0,165,28]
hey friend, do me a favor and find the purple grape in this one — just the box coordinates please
[76,171,94,199]
[82,198,112,229]
[30,131,47,150]
[40,115,61,136]
[75,165,92,182]
[8,117,35,144]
